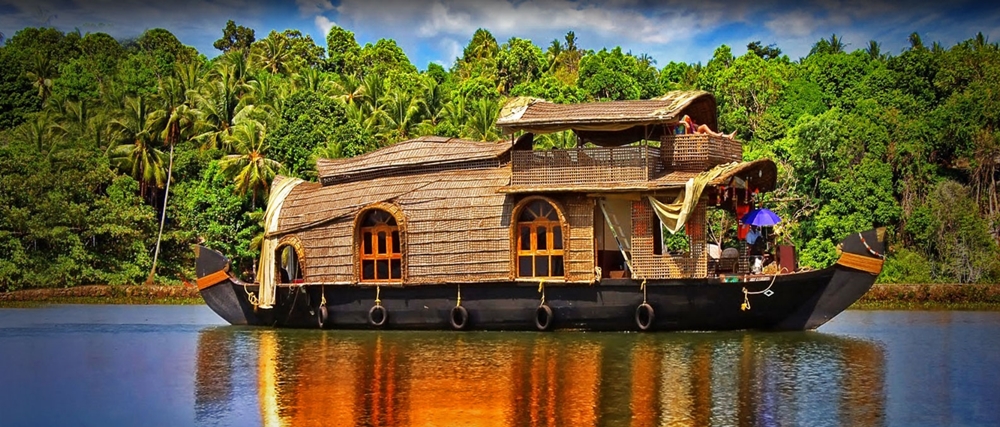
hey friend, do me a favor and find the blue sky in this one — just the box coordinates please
[2,0,998,70]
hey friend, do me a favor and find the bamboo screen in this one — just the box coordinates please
[510,146,660,187]
[564,196,596,282]
[630,197,709,279]
[660,134,742,171]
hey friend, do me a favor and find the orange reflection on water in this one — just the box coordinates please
[196,330,886,426]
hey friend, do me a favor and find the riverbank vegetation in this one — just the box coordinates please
[1,23,998,291]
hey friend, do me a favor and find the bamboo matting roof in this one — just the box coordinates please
[316,136,511,185]
[496,91,718,137]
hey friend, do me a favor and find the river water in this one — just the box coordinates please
[0,306,997,427]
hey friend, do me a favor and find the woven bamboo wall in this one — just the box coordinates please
[400,171,512,284]
[280,168,599,285]
[564,196,595,282]
[630,197,708,279]
[660,134,741,171]
[510,146,659,187]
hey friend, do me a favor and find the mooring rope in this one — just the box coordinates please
[858,232,885,259]
[243,281,259,308]
[538,280,545,307]
[741,274,777,311]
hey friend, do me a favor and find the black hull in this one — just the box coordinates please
[195,230,884,332]
[196,261,878,333]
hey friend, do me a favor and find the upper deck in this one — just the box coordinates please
[497,91,742,192]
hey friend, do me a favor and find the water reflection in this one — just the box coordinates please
[195,329,886,427]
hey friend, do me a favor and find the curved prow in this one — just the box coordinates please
[194,245,259,326]
[775,228,885,330]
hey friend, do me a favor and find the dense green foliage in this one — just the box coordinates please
[1,24,998,290]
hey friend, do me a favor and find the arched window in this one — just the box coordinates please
[516,199,565,278]
[359,209,402,282]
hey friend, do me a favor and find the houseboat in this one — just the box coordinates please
[194,90,885,331]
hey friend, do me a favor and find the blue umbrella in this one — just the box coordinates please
[741,208,781,226]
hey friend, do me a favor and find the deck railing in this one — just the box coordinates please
[510,145,661,187]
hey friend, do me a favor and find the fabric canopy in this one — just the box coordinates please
[256,176,304,309]
[649,162,742,234]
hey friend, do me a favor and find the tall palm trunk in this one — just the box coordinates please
[146,125,177,285]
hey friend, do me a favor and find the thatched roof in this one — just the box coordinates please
[316,136,511,185]
[496,91,718,145]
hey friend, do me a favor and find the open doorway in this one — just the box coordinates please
[276,245,303,283]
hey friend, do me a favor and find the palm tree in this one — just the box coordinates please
[219,119,282,207]
[331,73,365,106]
[535,130,577,150]
[246,71,288,115]
[109,95,167,200]
[293,67,333,94]
[146,73,201,285]
[195,62,253,152]
[441,94,470,133]
[16,112,61,157]
[545,39,563,73]
[381,90,421,141]
[25,53,57,105]
[415,77,448,135]
[465,97,500,141]
[360,73,387,114]
[255,36,291,75]
[865,40,883,61]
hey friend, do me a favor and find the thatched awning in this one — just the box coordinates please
[652,159,777,191]
[496,91,718,145]
[316,136,511,185]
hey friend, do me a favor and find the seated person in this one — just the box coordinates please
[746,229,767,256]
[681,115,737,139]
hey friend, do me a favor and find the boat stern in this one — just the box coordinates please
[776,228,885,330]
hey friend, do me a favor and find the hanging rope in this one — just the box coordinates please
[320,285,326,307]
[456,284,462,307]
[243,281,259,308]
[741,274,777,311]
[858,232,885,259]
[640,278,648,304]
[538,280,546,307]
[374,285,382,307]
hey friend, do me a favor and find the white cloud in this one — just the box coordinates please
[295,0,334,16]
[335,0,740,47]
[765,10,821,37]
[434,37,462,67]
[315,15,336,37]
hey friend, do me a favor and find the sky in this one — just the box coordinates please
[1,0,999,70]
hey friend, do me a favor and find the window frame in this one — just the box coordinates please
[355,205,405,284]
[513,197,568,279]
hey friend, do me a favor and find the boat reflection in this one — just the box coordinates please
[195,329,886,426]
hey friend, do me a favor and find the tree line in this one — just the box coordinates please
[0,22,997,290]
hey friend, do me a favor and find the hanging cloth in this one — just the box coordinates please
[256,176,304,309]
[736,203,751,240]
[649,162,741,234]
